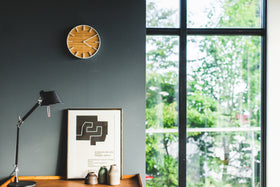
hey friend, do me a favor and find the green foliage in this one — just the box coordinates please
[220,0,260,28]
[146,2,177,27]
[146,155,178,187]
[146,102,178,129]
[187,90,217,128]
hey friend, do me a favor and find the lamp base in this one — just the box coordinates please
[7,181,36,187]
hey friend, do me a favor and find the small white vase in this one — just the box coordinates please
[108,164,120,185]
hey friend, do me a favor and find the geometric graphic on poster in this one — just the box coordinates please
[76,116,108,146]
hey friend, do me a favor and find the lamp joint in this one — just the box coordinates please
[37,98,42,105]
[17,116,23,128]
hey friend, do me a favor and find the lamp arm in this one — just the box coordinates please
[19,99,42,126]
[13,99,42,183]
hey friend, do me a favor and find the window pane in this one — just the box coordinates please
[187,131,260,186]
[187,0,261,28]
[146,36,179,187]
[146,0,179,28]
[187,36,261,186]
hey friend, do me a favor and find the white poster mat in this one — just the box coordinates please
[67,109,122,179]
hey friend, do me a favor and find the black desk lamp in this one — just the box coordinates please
[8,90,63,187]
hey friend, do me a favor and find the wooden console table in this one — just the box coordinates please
[1,175,143,187]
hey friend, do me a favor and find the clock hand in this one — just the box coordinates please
[83,40,92,48]
[83,34,99,48]
[83,34,98,43]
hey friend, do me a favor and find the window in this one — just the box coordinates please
[146,0,266,186]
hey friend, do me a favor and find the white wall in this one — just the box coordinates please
[267,0,280,186]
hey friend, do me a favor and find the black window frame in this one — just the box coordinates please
[146,0,267,186]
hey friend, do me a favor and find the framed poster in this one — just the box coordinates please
[67,108,122,179]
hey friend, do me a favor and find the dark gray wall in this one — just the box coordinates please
[0,0,145,183]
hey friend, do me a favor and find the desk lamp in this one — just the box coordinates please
[8,90,63,187]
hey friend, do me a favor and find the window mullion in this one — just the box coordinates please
[261,0,267,186]
[179,0,187,186]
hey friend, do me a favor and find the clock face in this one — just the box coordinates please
[67,25,101,59]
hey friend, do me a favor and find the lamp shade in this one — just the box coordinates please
[40,90,63,106]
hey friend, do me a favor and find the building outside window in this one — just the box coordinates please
[145,0,266,186]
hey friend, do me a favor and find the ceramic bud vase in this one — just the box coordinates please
[98,166,108,184]
[108,164,120,185]
[85,172,98,185]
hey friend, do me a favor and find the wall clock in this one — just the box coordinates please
[67,25,101,59]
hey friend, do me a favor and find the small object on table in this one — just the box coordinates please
[108,164,120,185]
[85,172,98,185]
[98,166,108,184]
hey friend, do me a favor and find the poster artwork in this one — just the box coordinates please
[67,109,122,179]
[76,116,108,146]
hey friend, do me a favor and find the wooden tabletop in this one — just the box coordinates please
[1,175,142,187]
